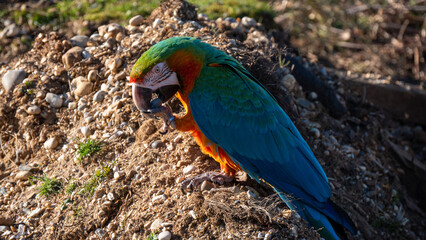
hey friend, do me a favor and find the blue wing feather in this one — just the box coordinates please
[188,50,356,239]
[189,62,331,204]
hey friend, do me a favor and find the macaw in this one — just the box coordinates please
[130,36,356,240]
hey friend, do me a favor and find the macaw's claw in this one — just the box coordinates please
[181,171,234,191]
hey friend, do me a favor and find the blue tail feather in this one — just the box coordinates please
[276,190,356,240]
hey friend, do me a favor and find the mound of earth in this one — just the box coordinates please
[0,1,425,239]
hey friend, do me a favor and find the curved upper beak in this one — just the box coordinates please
[132,84,152,112]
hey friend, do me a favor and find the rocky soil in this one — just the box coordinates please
[0,1,425,239]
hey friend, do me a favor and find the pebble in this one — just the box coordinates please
[0,23,19,38]
[93,90,107,102]
[158,231,172,240]
[152,194,167,203]
[44,137,59,149]
[183,165,196,175]
[68,102,77,109]
[26,105,41,115]
[296,98,315,110]
[70,35,89,47]
[90,33,101,41]
[81,50,91,59]
[18,164,33,171]
[280,74,297,91]
[62,46,83,69]
[80,126,91,137]
[189,210,197,219]
[150,219,163,232]
[1,70,26,92]
[107,192,115,201]
[241,16,256,28]
[45,93,63,108]
[114,131,124,138]
[107,58,123,72]
[15,171,31,180]
[257,232,265,239]
[264,233,272,240]
[74,81,93,97]
[151,140,164,149]
[310,128,321,138]
[197,13,208,20]
[129,15,144,26]
[224,17,237,23]
[310,92,318,100]
[107,23,123,38]
[153,18,162,28]
[113,171,124,180]
[88,70,98,82]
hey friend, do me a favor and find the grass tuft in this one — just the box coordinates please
[36,176,62,197]
[77,138,103,162]
[81,159,116,197]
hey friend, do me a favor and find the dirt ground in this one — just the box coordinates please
[0,1,425,239]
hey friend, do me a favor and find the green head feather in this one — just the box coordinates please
[130,36,206,81]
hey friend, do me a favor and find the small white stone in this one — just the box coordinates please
[183,165,196,175]
[152,194,167,202]
[1,70,26,92]
[153,18,162,28]
[26,105,41,115]
[45,93,63,108]
[80,126,91,137]
[44,137,59,149]
[107,192,115,201]
[158,231,171,240]
[189,210,197,219]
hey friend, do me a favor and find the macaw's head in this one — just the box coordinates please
[130,37,205,113]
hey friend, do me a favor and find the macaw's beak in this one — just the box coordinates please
[132,84,152,113]
[132,84,180,113]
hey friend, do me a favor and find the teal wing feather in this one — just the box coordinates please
[189,52,331,206]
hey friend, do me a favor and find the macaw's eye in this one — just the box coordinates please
[154,66,160,73]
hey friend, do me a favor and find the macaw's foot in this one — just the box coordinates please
[181,171,234,191]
